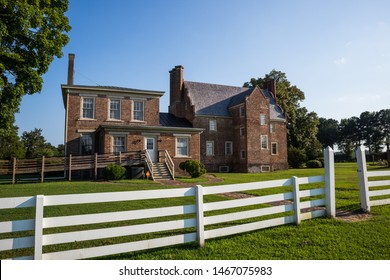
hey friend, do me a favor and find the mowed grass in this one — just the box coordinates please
[0,163,389,260]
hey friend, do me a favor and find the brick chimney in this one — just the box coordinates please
[67,53,75,85]
[169,65,184,115]
[267,79,276,102]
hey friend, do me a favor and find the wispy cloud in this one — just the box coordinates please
[334,57,347,65]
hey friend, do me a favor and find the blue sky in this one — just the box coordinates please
[15,0,390,146]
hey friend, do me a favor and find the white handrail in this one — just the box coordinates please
[164,150,175,180]
[144,150,154,180]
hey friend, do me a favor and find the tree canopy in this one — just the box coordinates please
[0,0,71,136]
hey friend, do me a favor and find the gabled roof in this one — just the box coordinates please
[262,89,285,121]
[184,81,252,116]
[184,81,285,121]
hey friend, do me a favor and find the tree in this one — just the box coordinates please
[0,0,71,136]
[317,118,339,149]
[0,125,25,159]
[338,117,360,160]
[21,128,59,158]
[360,111,383,161]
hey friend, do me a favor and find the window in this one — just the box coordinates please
[225,141,233,156]
[271,142,278,155]
[80,133,93,155]
[270,123,275,133]
[260,114,267,125]
[176,137,189,157]
[206,141,214,156]
[82,97,94,119]
[261,135,268,150]
[240,150,246,159]
[209,119,217,131]
[109,99,121,120]
[261,165,271,172]
[239,106,245,117]
[113,135,126,154]
[133,100,144,121]
[240,127,245,137]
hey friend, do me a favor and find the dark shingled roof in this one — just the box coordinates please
[185,81,252,116]
[159,113,193,128]
[184,81,285,121]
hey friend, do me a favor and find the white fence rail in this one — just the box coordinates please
[0,148,335,260]
[356,146,390,212]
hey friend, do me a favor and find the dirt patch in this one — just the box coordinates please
[335,209,373,222]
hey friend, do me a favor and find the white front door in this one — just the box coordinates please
[145,137,157,162]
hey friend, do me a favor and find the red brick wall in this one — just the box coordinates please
[65,92,161,155]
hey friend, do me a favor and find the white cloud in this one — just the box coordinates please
[334,57,347,65]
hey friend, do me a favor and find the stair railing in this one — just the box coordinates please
[144,150,154,180]
[164,150,175,180]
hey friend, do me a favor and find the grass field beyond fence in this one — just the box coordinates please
[0,163,389,260]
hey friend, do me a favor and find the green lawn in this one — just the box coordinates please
[0,163,389,260]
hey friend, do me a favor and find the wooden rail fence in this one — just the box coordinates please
[356,146,390,212]
[0,148,335,260]
[0,151,144,183]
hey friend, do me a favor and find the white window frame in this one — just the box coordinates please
[239,106,245,118]
[132,100,144,121]
[240,127,245,137]
[261,135,268,150]
[206,141,214,156]
[112,135,126,154]
[271,142,278,155]
[260,114,267,125]
[270,123,275,133]
[109,98,121,120]
[81,96,95,119]
[225,141,233,156]
[176,136,189,157]
[209,119,217,131]
[240,150,246,159]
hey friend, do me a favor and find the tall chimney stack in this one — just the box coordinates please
[67,53,75,85]
[169,65,184,115]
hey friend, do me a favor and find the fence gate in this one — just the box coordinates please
[356,146,390,212]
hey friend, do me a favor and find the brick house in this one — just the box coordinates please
[62,54,202,178]
[62,54,287,178]
[168,65,288,173]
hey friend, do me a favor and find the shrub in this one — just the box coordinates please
[288,147,307,168]
[179,160,206,178]
[306,160,323,168]
[103,164,127,180]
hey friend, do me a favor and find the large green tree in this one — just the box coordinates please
[317,118,340,149]
[0,0,71,136]
[21,128,58,158]
[0,125,25,159]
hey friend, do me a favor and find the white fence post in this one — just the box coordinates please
[34,195,44,260]
[356,146,370,212]
[195,185,205,247]
[292,176,301,225]
[324,147,336,218]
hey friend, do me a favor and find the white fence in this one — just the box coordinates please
[356,146,390,212]
[0,148,335,260]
